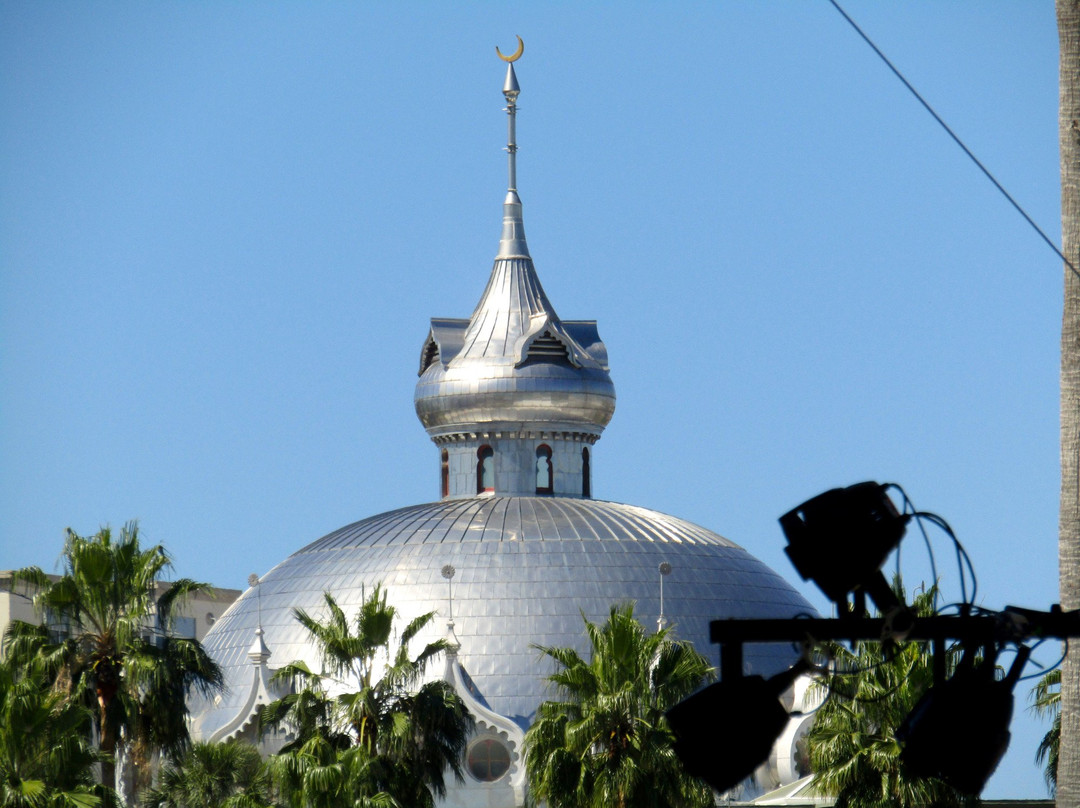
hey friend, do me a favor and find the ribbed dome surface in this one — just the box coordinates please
[415,352,616,436]
[190,496,815,738]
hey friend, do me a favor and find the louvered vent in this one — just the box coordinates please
[526,331,571,363]
[420,339,440,375]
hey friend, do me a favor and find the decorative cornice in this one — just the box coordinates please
[433,430,599,446]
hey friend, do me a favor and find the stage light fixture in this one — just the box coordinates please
[897,646,1028,795]
[780,481,910,617]
[666,661,808,793]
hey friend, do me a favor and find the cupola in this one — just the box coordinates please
[414,49,616,499]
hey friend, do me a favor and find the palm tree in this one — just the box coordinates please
[261,658,371,808]
[127,634,224,789]
[266,728,394,808]
[1031,667,1060,795]
[139,740,275,808]
[1058,3,1080,804]
[523,604,714,808]
[0,655,108,808]
[806,586,969,808]
[261,660,353,757]
[261,586,472,808]
[8,523,223,797]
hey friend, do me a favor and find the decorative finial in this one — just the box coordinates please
[442,564,456,623]
[247,624,271,664]
[658,562,672,631]
[496,41,530,259]
[496,35,524,63]
[249,573,263,629]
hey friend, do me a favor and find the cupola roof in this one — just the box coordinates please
[414,57,615,440]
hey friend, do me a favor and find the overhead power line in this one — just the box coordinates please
[828,0,1076,276]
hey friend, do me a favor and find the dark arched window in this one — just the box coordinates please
[477,445,494,494]
[440,449,449,498]
[535,444,553,495]
[582,447,591,498]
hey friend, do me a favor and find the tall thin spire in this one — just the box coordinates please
[414,37,616,494]
[504,62,519,194]
[496,38,529,259]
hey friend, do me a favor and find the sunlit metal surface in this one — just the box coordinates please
[189,57,817,760]
[415,254,616,438]
[189,496,815,738]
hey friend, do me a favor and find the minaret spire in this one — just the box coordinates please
[504,62,519,194]
[414,38,616,498]
[496,37,529,259]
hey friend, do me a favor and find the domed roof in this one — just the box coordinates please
[189,56,817,793]
[191,496,814,739]
[414,62,615,441]
[414,254,616,438]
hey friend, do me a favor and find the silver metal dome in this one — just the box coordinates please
[414,61,615,443]
[190,496,815,739]
[188,57,818,786]
[414,255,617,438]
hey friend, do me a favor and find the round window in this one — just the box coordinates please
[467,738,511,782]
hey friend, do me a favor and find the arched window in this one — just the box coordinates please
[440,449,449,498]
[535,444,553,495]
[582,447,591,498]
[477,445,494,494]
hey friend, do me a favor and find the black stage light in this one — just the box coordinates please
[780,481,910,616]
[897,646,1028,795]
[666,661,808,793]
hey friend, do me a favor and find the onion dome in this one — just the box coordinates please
[415,62,615,498]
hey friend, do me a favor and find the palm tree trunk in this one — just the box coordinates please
[1058,1,1080,805]
[98,691,118,799]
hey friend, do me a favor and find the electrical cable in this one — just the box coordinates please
[827,0,1076,278]
[816,633,915,679]
[1014,639,1063,683]
[936,601,992,618]
[1017,639,1066,683]
[823,641,931,705]
[913,516,940,607]
[885,483,942,610]
[912,511,979,606]
[800,667,836,716]
[790,683,831,718]
[930,604,1057,683]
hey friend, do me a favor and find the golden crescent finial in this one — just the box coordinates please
[496,35,524,63]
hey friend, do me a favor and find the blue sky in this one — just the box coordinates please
[0,2,1064,798]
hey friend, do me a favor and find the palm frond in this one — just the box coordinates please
[523,603,712,808]
[265,582,471,807]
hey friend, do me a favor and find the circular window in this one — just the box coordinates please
[467,738,511,782]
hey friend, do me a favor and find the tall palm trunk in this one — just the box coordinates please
[98,688,119,798]
[95,658,122,796]
[1058,1,1080,805]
